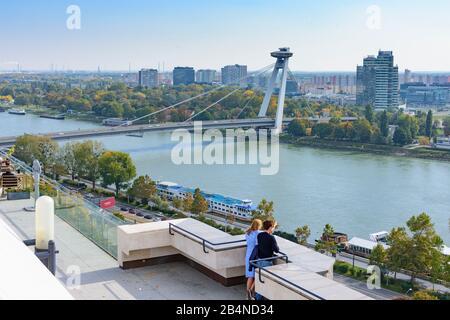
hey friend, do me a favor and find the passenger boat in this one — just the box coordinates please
[156,181,255,221]
[8,109,26,115]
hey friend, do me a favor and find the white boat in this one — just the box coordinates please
[156,181,256,221]
[433,136,450,150]
[8,109,26,115]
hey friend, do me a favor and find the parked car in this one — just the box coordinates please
[136,212,144,217]
[129,209,137,214]
[120,207,128,212]
[144,215,152,220]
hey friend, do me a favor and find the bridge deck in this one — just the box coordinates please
[0,118,294,147]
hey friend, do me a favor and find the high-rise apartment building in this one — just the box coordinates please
[356,51,399,109]
[196,69,216,84]
[138,69,159,88]
[221,64,248,87]
[173,67,195,85]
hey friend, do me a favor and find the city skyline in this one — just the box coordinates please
[1,0,450,72]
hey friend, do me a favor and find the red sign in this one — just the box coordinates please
[100,197,116,209]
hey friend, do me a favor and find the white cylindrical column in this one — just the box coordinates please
[35,196,55,251]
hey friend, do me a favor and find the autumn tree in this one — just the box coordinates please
[191,188,209,215]
[182,193,194,212]
[127,175,156,204]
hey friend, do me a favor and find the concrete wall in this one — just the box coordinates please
[117,218,371,300]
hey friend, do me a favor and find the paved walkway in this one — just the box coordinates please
[0,199,245,300]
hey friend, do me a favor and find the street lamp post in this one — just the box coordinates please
[32,159,41,205]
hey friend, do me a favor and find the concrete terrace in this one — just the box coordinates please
[0,199,244,300]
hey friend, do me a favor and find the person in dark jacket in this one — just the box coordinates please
[255,220,279,300]
[257,220,279,260]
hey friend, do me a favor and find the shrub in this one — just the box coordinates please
[335,263,349,274]
[413,291,439,300]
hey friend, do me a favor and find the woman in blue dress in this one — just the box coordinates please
[245,219,262,300]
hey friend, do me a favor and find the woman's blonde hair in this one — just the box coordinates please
[246,219,262,235]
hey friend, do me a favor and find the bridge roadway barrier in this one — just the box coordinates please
[0,118,294,147]
[117,218,372,300]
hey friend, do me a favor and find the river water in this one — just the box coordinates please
[2,112,450,243]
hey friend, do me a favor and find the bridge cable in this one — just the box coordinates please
[183,88,241,122]
[183,65,277,122]
[120,63,275,127]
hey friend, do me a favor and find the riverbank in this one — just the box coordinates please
[280,135,450,162]
[19,105,105,124]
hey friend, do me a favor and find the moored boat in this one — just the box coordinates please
[39,114,65,120]
[8,109,26,115]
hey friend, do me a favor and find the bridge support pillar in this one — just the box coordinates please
[258,48,294,135]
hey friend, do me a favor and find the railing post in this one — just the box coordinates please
[258,266,265,284]
[202,240,209,254]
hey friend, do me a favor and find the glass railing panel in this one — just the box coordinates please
[0,151,128,259]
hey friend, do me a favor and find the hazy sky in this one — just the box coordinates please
[1,0,449,72]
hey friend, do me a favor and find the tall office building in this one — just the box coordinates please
[138,69,159,88]
[357,51,399,109]
[173,67,195,85]
[404,69,412,84]
[196,69,216,84]
[221,64,248,87]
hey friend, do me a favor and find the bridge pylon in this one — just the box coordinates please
[258,47,294,135]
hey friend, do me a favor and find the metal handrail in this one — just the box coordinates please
[168,223,246,253]
[250,254,326,301]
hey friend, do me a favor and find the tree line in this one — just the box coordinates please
[13,135,136,196]
[287,106,444,146]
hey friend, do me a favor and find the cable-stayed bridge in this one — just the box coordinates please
[1,48,299,147]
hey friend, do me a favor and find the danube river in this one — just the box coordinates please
[2,113,450,243]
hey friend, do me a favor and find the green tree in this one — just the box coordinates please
[13,135,58,174]
[405,213,443,285]
[287,119,308,137]
[315,224,337,256]
[386,227,410,281]
[312,123,334,139]
[353,119,372,143]
[380,110,389,138]
[364,105,374,124]
[252,198,275,220]
[191,188,209,215]
[369,244,388,282]
[173,198,183,210]
[426,110,433,138]
[393,127,412,146]
[99,151,137,197]
[369,244,387,268]
[78,141,105,190]
[128,175,156,204]
[295,225,311,246]
[61,142,80,181]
